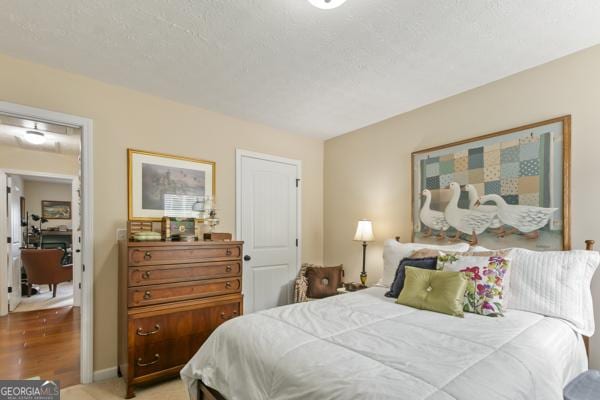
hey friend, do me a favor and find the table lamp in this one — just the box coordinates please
[354,219,374,286]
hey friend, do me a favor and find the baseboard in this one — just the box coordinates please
[93,366,118,382]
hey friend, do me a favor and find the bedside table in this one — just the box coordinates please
[337,283,368,294]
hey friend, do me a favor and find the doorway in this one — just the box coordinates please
[236,150,301,314]
[6,173,80,313]
[0,102,94,385]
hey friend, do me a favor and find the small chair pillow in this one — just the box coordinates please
[306,265,343,299]
[385,257,438,298]
[397,267,468,317]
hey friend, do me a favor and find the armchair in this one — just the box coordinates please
[21,249,73,298]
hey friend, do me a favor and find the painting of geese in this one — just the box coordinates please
[411,116,570,250]
[476,194,557,239]
[464,184,502,230]
[444,182,496,245]
[419,189,450,238]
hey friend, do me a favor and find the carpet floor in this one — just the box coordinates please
[14,282,74,312]
[61,377,188,400]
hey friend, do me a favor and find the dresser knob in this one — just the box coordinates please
[143,291,152,300]
[225,281,232,289]
[220,312,227,320]
[225,265,232,272]
[144,251,152,261]
[141,271,151,279]
[136,324,160,336]
[225,249,232,256]
[136,353,160,367]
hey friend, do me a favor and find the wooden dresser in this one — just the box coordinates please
[118,240,243,398]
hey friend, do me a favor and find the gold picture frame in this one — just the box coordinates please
[411,115,571,250]
[128,149,216,221]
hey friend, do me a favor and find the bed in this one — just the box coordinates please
[180,241,596,400]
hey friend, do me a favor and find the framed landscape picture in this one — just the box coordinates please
[411,116,571,251]
[128,149,216,221]
[42,200,72,220]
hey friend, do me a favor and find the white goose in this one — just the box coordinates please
[476,194,557,239]
[444,182,496,244]
[464,184,502,229]
[419,189,450,238]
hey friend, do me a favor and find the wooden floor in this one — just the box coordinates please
[0,306,80,387]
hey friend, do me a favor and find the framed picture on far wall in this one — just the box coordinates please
[411,115,571,251]
[42,200,72,220]
[128,149,216,221]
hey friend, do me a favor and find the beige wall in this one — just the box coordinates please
[0,53,324,372]
[0,145,79,176]
[24,180,72,230]
[324,44,600,368]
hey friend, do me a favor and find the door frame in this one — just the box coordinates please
[235,149,302,309]
[0,101,94,384]
[2,171,79,306]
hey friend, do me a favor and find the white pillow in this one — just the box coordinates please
[377,240,470,287]
[507,248,599,336]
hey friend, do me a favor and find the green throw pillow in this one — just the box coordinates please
[397,266,468,317]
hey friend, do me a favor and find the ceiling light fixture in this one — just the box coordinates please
[25,122,46,145]
[308,0,347,10]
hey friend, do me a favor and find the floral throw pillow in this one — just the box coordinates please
[441,255,510,317]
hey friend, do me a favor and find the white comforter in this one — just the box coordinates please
[181,288,587,400]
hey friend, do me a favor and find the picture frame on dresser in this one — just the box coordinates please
[128,149,216,221]
[411,115,571,250]
[117,237,243,398]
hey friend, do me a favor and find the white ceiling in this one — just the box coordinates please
[1,1,600,139]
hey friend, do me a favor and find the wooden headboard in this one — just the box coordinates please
[584,240,595,357]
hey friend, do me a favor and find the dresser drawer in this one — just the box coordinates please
[129,300,241,346]
[133,337,190,377]
[128,277,242,307]
[128,245,242,266]
[128,261,241,286]
[130,297,242,378]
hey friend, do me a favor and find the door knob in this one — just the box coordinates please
[244,255,251,261]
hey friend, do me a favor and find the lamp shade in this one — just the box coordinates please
[354,220,374,242]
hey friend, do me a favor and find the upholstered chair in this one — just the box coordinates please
[21,249,73,298]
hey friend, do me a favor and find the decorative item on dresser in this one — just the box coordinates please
[118,238,243,398]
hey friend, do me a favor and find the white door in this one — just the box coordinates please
[72,177,82,307]
[238,151,299,314]
[7,176,23,311]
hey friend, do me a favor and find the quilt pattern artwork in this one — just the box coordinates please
[412,117,570,251]
[422,134,551,209]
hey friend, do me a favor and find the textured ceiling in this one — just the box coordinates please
[1,1,600,139]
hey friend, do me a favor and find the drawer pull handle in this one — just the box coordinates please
[136,324,160,336]
[225,249,232,256]
[141,271,151,279]
[225,281,232,288]
[144,251,152,261]
[225,265,232,272]
[143,291,152,300]
[221,311,240,320]
[136,353,160,367]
